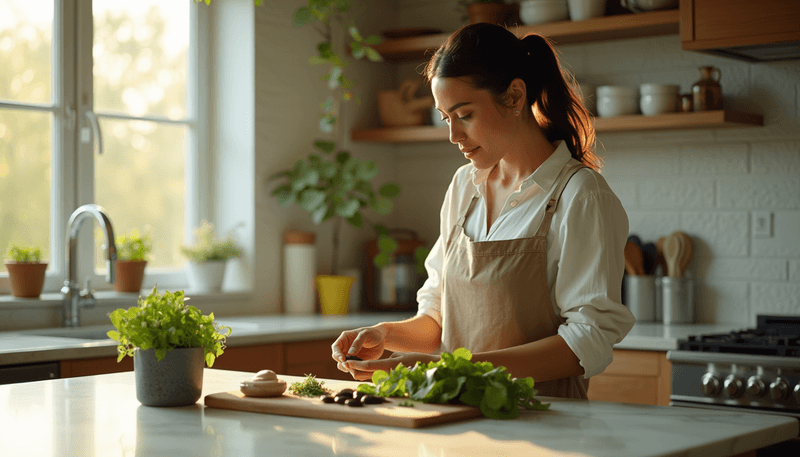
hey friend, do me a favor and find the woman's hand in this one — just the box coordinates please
[331,325,387,372]
[343,352,440,381]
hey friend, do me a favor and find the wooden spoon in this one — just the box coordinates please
[655,236,668,275]
[676,232,694,277]
[663,233,682,277]
[624,240,645,276]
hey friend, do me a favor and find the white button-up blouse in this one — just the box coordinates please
[416,142,636,379]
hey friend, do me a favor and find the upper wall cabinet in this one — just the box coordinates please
[352,9,764,144]
[679,0,800,62]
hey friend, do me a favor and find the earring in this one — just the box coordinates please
[515,110,520,115]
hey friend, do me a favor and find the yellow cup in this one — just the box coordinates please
[315,275,354,315]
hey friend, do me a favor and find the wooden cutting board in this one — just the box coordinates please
[204,389,484,429]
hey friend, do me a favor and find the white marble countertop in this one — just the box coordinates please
[0,314,749,366]
[0,369,795,457]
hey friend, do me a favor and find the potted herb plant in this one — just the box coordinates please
[459,0,510,24]
[114,229,153,293]
[181,220,241,293]
[108,287,231,406]
[4,244,48,298]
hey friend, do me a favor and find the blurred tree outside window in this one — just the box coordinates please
[1,0,198,290]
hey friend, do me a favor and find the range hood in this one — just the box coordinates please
[680,0,800,62]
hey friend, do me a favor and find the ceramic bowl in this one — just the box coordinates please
[596,85,639,117]
[621,0,678,13]
[520,0,570,25]
[567,0,607,21]
[639,84,680,116]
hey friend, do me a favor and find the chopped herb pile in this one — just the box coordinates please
[398,399,414,407]
[289,374,331,397]
[356,347,550,419]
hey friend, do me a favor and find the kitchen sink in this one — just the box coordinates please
[24,326,115,341]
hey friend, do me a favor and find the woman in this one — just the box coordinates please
[331,23,635,399]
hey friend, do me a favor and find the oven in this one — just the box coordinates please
[667,315,800,455]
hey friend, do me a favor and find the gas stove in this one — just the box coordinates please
[668,315,800,421]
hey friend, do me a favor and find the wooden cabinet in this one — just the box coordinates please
[212,342,284,374]
[60,356,133,378]
[680,0,800,61]
[587,349,671,406]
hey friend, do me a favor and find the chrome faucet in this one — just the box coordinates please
[61,204,117,328]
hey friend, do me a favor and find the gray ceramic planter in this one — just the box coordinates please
[134,347,204,407]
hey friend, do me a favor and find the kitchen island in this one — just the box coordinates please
[1,369,795,457]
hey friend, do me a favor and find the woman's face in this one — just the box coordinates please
[431,76,516,170]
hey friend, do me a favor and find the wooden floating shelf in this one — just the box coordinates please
[351,110,764,143]
[375,10,680,62]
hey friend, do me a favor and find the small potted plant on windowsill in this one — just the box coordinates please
[181,220,241,293]
[115,229,153,293]
[108,286,231,406]
[4,244,48,298]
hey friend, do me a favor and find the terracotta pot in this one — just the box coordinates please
[467,3,509,25]
[5,261,48,298]
[115,260,147,293]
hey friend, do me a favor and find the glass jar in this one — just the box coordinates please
[692,66,722,111]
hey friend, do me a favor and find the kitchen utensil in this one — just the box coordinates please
[661,276,694,324]
[663,233,682,277]
[655,236,668,275]
[519,0,570,25]
[624,240,645,275]
[567,0,607,21]
[627,234,642,248]
[596,85,639,117]
[640,242,658,276]
[692,66,722,111]
[676,232,694,278]
[639,84,680,116]
[204,389,483,428]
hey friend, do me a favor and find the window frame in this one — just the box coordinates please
[0,0,210,296]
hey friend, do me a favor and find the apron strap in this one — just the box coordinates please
[534,163,585,238]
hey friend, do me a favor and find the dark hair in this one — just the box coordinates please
[425,23,601,171]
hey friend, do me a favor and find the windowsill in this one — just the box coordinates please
[0,290,253,310]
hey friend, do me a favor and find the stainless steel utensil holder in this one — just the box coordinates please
[625,275,655,322]
[662,277,694,325]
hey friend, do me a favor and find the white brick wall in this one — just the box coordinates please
[389,2,800,326]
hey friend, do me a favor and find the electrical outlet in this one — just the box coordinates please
[753,211,773,239]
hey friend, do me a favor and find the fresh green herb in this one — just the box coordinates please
[398,399,414,407]
[356,347,550,419]
[116,229,152,261]
[107,286,231,367]
[181,220,241,262]
[289,374,331,397]
[5,244,43,263]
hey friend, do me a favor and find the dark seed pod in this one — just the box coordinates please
[362,395,387,404]
[344,398,363,407]
[336,388,354,397]
[334,395,349,404]
[320,395,335,403]
[352,390,366,400]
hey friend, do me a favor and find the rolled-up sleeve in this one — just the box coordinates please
[554,185,635,379]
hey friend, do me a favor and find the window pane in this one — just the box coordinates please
[0,0,53,104]
[94,119,186,270]
[0,110,52,273]
[92,0,189,119]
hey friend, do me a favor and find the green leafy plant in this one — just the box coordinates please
[116,229,153,261]
[5,244,43,263]
[108,286,231,366]
[181,220,241,262]
[288,373,332,397]
[356,347,550,419]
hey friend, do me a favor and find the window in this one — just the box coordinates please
[0,0,206,294]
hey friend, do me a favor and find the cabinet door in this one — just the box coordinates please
[212,343,284,373]
[284,338,351,381]
[60,356,133,378]
[586,350,671,406]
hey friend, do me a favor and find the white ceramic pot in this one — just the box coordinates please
[596,85,639,117]
[567,0,607,21]
[186,260,227,292]
[519,0,570,25]
[639,84,680,116]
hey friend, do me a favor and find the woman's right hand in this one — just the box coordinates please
[331,324,387,375]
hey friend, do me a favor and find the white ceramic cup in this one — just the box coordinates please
[567,0,607,21]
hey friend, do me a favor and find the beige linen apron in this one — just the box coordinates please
[440,162,589,399]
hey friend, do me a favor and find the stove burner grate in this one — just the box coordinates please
[678,330,800,356]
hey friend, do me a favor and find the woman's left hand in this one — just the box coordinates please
[343,352,440,381]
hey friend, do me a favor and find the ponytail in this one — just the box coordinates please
[426,24,601,171]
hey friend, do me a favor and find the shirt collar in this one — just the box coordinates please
[469,141,572,192]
